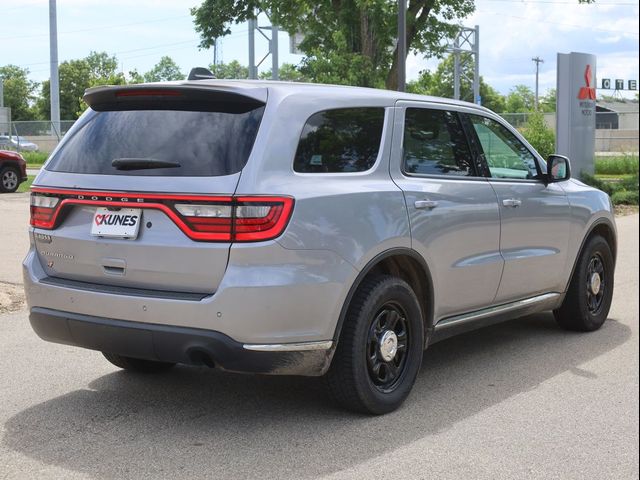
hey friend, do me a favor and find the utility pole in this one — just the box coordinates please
[271,24,279,80]
[397,0,406,92]
[247,12,279,80]
[49,0,60,137]
[248,17,257,79]
[473,25,480,105]
[453,35,460,100]
[532,56,544,111]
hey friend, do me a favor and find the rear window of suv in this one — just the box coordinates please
[293,108,385,173]
[46,106,264,176]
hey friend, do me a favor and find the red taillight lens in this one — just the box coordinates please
[173,196,294,242]
[30,193,60,229]
[233,197,294,242]
[174,202,234,240]
[29,189,294,243]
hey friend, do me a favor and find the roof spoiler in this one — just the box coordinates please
[83,85,266,113]
[188,67,216,81]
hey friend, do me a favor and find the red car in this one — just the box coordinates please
[0,150,28,193]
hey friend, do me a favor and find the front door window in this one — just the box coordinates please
[469,115,540,180]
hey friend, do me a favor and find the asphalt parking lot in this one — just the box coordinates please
[0,192,638,480]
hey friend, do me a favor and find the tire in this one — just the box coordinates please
[102,352,176,373]
[326,275,424,414]
[554,234,614,332]
[0,166,20,193]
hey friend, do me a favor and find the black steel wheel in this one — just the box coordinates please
[366,302,410,392]
[555,234,614,332]
[326,275,424,414]
[585,253,606,315]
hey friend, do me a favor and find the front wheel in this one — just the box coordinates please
[554,235,614,332]
[326,275,424,414]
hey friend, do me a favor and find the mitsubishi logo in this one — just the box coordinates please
[578,64,596,100]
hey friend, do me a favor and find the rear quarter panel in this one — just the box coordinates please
[235,92,411,336]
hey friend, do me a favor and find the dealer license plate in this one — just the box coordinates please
[90,207,142,239]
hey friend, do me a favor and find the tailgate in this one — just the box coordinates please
[30,84,266,294]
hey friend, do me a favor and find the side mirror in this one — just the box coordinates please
[546,155,571,183]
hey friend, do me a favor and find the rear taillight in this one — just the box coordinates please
[234,197,293,241]
[173,197,294,242]
[29,189,294,243]
[30,193,60,229]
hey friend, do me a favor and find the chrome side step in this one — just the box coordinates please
[434,293,561,332]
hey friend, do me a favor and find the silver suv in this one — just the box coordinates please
[24,76,616,414]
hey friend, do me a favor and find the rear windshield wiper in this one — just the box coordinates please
[112,158,181,170]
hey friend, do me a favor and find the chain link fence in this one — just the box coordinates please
[500,112,638,153]
[0,120,75,153]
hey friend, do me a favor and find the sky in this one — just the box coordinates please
[1,0,638,100]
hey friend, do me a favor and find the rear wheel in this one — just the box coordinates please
[326,275,424,414]
[0,166,20,193]
[554,235,614,332]
[102,352,176,373]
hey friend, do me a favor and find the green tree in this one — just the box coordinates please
[38,51,126,120]
[38,59,91,120]
[407,54,506,112]
[521,111,555,159]
[259,63,310,81]
[191,0,475,89]
[539,88,556,113]
[127,69,145,84]
[0,65,39,120]
[144,56,184,82]
[191,1,591,90]
[85,51,121,82]
[209,60,249,79]
[505,84,535,113]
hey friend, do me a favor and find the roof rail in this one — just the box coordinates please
[188,67,216,81]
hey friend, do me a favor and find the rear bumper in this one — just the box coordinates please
[30,307,333,376]
[23,241,357,344]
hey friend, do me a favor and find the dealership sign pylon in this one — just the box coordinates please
[556,52,597,177]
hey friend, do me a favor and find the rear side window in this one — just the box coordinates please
[46,106,264,176]
[293,108,385,173]
[403,108,475,177]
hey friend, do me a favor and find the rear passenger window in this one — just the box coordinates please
[403,108,475,177]
[294,108,385,173]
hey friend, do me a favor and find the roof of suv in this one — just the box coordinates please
[86,79,493,115]
[186,79,491,111]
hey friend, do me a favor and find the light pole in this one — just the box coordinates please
[49,0,60,137]
[532,56,544,111]
[397,0,406,92]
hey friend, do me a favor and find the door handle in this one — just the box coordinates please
[502,198,522,208]
[415,199,439,209]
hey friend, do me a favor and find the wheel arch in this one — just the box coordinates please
[332,248,435,348]
[565,217,617,292]
[0,161,22,171]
